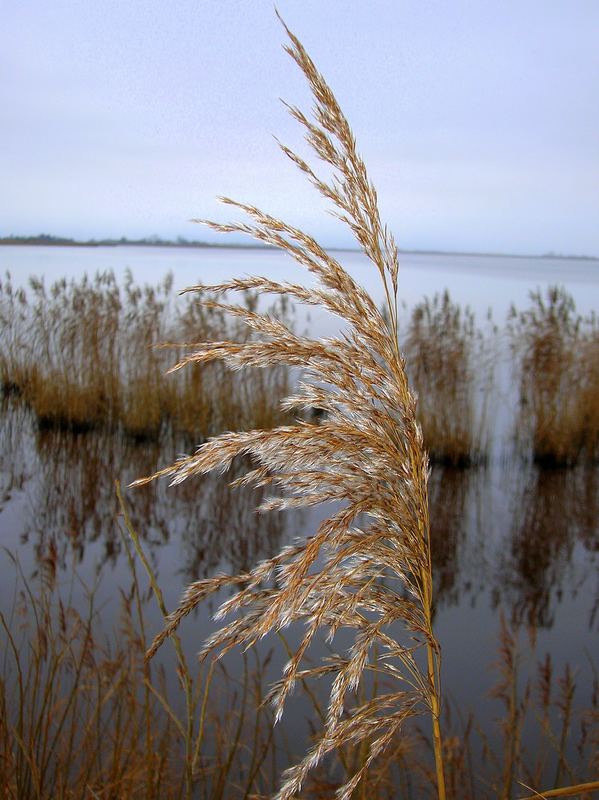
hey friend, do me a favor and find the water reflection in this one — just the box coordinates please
[0,397,31,509]
[0,401,597,630]
[497,466,599,628]
[429,467,478,608]
[0,401,288,582]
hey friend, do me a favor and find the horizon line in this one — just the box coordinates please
[1,233,598,263]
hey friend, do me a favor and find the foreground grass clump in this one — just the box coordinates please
[510,286,599,467]
[0,270,291,440]
[403,290,494,466]
[1,546,178,798]
[0,540,282,800]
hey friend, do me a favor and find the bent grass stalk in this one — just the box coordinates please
[517,781,599,800]
[134,18,447,800]
[116,481,195,800]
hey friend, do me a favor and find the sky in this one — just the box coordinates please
[2,1,599,256]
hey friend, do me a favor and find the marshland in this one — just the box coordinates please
[3,5,599,799]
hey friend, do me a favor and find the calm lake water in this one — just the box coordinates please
[2,244,599,326]
[1,245,598,791]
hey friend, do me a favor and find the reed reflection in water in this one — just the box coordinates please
[498,465,599,629]
[1,399,598,796]
[0,399,290,585]
[428,467,479,609]
[1,398,597,634]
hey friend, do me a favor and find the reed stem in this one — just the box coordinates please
[421,546,446,800]
[427,645,447,800]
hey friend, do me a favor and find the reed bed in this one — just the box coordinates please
[0,270,291,441]
[509,286,599,467]
[403,291,495,466]
[3,271,599,467]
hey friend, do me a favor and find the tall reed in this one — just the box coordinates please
[0,275,32,395]
[135,18,446,800]
[403,291,494,466]
[509,286,599,467]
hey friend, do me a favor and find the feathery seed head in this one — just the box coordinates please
[134,16,443,799]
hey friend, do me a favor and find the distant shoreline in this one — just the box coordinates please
[0,235,597,262]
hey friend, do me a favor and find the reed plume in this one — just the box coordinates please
[134,17,446,800]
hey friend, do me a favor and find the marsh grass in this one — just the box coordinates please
[1,475,597,798]
[0,271,292,441]
[403,291,495,466]
[509,286,599,467]
[1,546,178,799]
[487,620,599,800]
[4,273,599,469]
[431,618,599,800]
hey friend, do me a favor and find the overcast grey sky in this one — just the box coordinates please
[2,1,598,255]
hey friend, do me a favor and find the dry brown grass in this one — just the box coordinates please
[510,286,599,467]
[411,617,599,800]
[1,451,596,798]
[0,270,291,440]
[134,17,447,800]
[3,540,597,799]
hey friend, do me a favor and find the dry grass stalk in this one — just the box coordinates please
[135,18,446,800]
[517,782,599,800]
[477,616,599,800]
